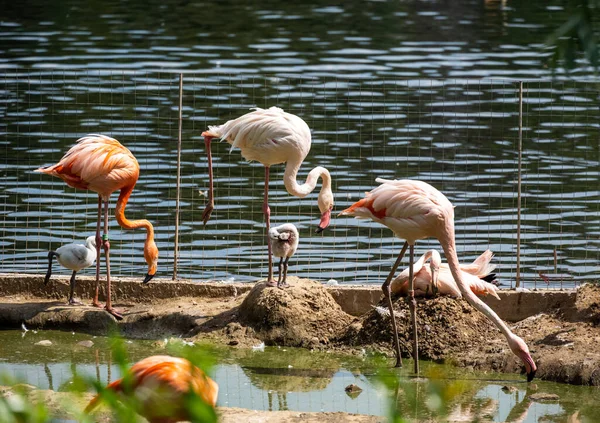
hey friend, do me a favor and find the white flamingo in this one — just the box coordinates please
[201,107,334,286]
[44,236,96,305]
[268,223,300,288]
[340,178,536,381]
[391,249,501,300]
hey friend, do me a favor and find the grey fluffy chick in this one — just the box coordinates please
[268,223,299,288]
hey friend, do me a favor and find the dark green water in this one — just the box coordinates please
[0,330,598,421]
[0,0,598,287]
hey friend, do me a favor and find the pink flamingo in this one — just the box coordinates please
[340,178,536,381]
[36,135,159,319]
[391,249,501,300]
[201,107,334,286]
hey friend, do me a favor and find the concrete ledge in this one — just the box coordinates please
[0,273,577,322]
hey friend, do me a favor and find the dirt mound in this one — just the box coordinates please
[238,277,353,348]
[569,283,600,325]
[343,295,500,360]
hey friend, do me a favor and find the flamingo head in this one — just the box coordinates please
[509,334,537,382]
[85,236,97,250]
[316,188,334,233]
[428,251,441,293]
[143,238,159,284]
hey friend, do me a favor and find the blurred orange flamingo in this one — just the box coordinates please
[85,355,218,423]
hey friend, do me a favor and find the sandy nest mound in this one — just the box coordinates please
[343,295,502,360]
[238,277,353,348]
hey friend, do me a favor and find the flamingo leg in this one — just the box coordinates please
[201,135,215,225]
[382,241,409,368]
[407,244,419,374]
[92,196,103,308]
[280,257,290,288]
[102,200,122,320]
[44,251,57,285]
[68,270,82,305]
[264,166,276,287]
[277,257,283,286]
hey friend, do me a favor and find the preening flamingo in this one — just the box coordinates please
[340,178,536,381]
[44,235,96,305]
[36,135,159,319]
[85,355,218,423]
[391,249,501,300]
[268,223,300,288]
[201,107,334,286]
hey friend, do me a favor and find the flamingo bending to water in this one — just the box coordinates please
[85,355,218,423]
[201,107,333,286]
[44,235,96,305]
[268,223,300,288]
[391,249,501,300]
[340,178,536,381]
[36,135,159,319]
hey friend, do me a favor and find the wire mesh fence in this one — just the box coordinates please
[0,70,598,289]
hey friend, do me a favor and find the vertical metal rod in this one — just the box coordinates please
[554,248,558,274]
[516,81,523,288]
[173,73,183,280]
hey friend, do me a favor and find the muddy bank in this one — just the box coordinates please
[0,273,577,321]
[1,273,599,386]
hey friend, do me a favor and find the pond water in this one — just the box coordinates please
[0,330,598,422]
[0,0,598,288]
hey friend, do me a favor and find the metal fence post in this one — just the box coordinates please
[516,81,523,288]
[173,73,183,280]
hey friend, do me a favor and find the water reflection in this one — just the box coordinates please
[1,330,599,421]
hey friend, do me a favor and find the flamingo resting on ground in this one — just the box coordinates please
[36,135,159,320]
[44,235,96,305]
[391,249,501,300]
[340,178,536,381]
[268,223,299,288]
[85,355,218,423]
[201,107,334,287]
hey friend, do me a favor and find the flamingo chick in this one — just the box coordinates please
[201,107,334,286]
[391,249,501,300]
[268,223,299,288]
[44,236,96,305]
[85,355,218,423]
[340,178,536,381]
[36,135,159,320]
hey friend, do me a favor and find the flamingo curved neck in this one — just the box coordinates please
[115,186,155,243]
[440,231,512,339]
[283,158,331,198]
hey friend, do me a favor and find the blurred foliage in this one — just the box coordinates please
[0,333,217,423]
[547,0,600,71]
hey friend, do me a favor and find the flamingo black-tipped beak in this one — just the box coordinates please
[527,369,537,382]
[143,273,155,284]
[316,208,332,234]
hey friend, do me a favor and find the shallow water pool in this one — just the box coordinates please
[0,330,597,422]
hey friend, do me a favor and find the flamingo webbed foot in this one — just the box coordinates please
[266,280,277,288]
[105,306,123,320]
[68,298,83,306]
[277,282,290,289]
[91,301,103,309]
